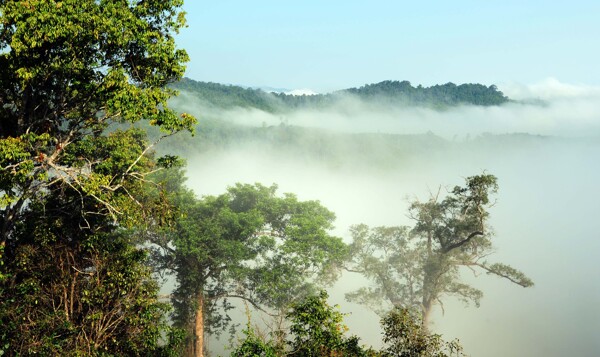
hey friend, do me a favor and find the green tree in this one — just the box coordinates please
[231,292,463,357]
[345,174,533,327]
[0,195,173,355]
[0,0,195,243]
[0,0,195,354]
[231,322,280,357]
[231,291,377,357]
[286,291,375,357]
[151,183,348,357]
[380,307,464,357]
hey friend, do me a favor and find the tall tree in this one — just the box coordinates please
[0,0,195,243]
[345,174,533,327]
[0,0,195,354]
[151,183,347,357]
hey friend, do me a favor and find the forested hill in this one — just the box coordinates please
[170,78,509,112]
[343,80,508,106]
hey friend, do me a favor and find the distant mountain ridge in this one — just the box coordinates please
[171,78,509,112]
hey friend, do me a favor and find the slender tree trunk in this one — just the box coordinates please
[421,301,432,333]
[194,293,205,357]
[421,235,437,333]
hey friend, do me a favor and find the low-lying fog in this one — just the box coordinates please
[167,79,600,356]
[172,78,600,139]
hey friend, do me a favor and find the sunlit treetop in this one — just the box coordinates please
[0,0,197,240]
[0,0,194,137]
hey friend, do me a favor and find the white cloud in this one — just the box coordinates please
[284,88,319,96]
[207,95,600,139]
[499,78,600,100]
[172,79,600,141]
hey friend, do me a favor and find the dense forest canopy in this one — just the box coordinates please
[170,78,509,112]
[0,0,195,355]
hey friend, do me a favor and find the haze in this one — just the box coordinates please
[162,79,600,356]
[173,80,600,139]
[171,1,600,354]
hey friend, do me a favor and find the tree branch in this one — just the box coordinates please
[342,266,364,274]
[216,293,278,317]
[442,230,483,253]
[458,261,533,287]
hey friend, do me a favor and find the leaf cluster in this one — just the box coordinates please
[380,307,464,357]
[232,291,378,357]
[0,0,196,244]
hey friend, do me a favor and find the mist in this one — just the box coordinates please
[171,78,600,139]
[165,79,600,356]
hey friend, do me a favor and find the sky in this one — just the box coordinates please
[178,1,600,92]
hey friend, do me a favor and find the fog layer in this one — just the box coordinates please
[167,79,600,356]
[171,78,600,139]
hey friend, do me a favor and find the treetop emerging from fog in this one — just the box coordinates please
[171,78,509,113]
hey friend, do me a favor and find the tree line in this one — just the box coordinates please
[171,78,509,113]
[0,2,530,356]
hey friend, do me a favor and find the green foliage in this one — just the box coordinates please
[231,293,464,357]
[344,81,508,107]
[231,291,377,357]
[0,201,173,355]
[172,78,280,112]
[0,0,196,242]
[0,0,194,354]
[231,326,279,357]
[170,78,509,113]
[346,174,532,324]
[380,307,464,357]
[149,182,348,350]
[287,291,363,356]
[345,225,421,315]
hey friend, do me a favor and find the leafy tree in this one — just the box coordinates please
[0,0,195,353]
[380,307,464,357]
[286,291,375,357]
[151,183,348,357]
[231,292,464,357]
[0,194,173,355]
[231,323,280,357]
[231,291,377,357]
[0,0,195,243]
[345,174,533,327]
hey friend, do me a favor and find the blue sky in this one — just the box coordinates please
[178,1,600,92]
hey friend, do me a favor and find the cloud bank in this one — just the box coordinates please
[168,79,600,357]
[174,79,600,139]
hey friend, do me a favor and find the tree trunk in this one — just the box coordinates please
[421,301,432,333]
[194,293,204,357]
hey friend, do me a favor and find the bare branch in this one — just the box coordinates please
[214,293,278,317]
[442,230,484,253]
[120,131,178,184]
